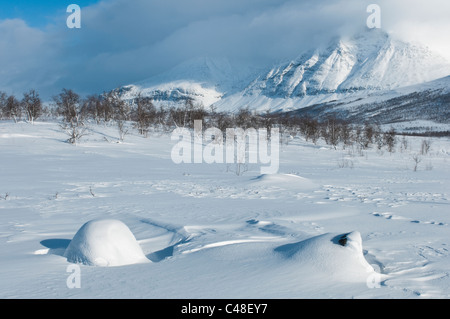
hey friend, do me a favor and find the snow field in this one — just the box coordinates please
[0,121,449,298]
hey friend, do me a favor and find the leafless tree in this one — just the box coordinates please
[86,93,114,123]
[300,117,320,144]
[321,116,341,149]
[185,99,208,129]
[53,89,87,144]
[4,95,21,123]
[60,120,88,145]
[412,153,422,172]
[104,91,131,142]
[400,135,408,152]
[0,91,6,119]
[383,128,397,153]
[166,98,207,129]
[234,107,250,128]
[132,94,156,137]
[362,123,376,148]
[154,105,170,131]
[339,122,353,149]
[214,112,234,141]
[21,89,42,124]
[54,89,81,123]
[81,95,104,124]
[420,139,432,155]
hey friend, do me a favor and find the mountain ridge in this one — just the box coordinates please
[240,29,450,98]
[116,29,450,125]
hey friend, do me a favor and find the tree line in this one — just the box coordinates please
[0,88,398,151]
[0,89,43,124]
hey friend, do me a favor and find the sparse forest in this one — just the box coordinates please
[0,88,442,155]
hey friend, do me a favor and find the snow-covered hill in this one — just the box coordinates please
[117,56,259,109]
[285,75,450,129]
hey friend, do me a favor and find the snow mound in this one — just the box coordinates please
[275,231,375,282]
[252,173,316,190]
[64,219,150,267]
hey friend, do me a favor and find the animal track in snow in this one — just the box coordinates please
[372,212,409,220]
[371,212,447,226]
[322,185,449,211]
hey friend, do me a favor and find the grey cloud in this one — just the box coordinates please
[0,0,448,100]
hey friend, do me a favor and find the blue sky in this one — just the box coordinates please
[0,0,449,100]
[0,1,101,27]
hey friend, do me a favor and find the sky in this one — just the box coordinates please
[0,1,100,27]
[0,0,449,100]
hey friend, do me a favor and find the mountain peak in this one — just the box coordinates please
[243,29,450,99]
[118,29,450,115]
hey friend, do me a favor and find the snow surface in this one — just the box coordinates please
[1,121,450,298]
[274,231,376,283]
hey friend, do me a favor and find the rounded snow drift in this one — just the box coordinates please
[275,231,375,282]
[64,219,150,267]
[252,173,316,190]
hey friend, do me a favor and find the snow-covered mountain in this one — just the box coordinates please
[117,29,450,123]
[214,29,450,113]
[243,29,450,97]
[117,56,259,109]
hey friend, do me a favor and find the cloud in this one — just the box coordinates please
[0,0,449,100]
[377,0,450,59]
[0,19,62,98]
